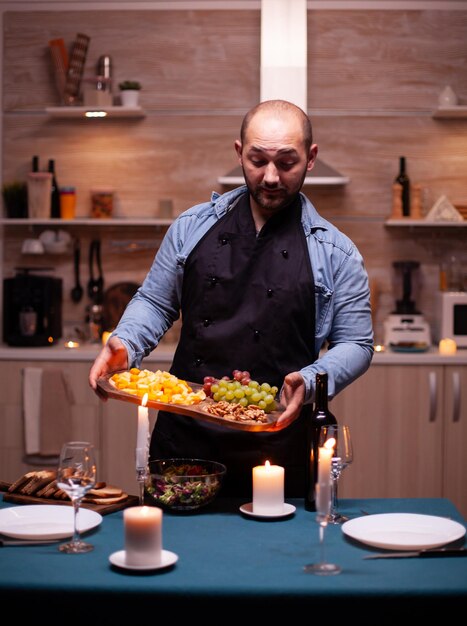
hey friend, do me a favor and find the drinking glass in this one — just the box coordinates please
[56,441,97,553]
[304,439,341,575]
[319,425,353,524]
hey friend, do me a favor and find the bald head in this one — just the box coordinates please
[240,100,313,152]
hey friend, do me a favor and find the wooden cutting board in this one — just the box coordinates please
[0,481,138,515]
[97,374,286,432]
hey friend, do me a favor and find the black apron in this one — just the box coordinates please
[150,193,316,497]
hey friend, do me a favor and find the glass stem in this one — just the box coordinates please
[319,522,327,564]
[72,498,81,545]
[330,476,339,519]
[138,480,145,506]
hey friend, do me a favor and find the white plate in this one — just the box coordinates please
[342,513,466,550]
[109,549,178,571]
[239,502,296,519]
[0,505,103,540]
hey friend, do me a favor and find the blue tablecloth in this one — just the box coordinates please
[1,496,466,622]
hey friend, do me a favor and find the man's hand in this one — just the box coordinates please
[88,336,129,401]
[274,371,306,429]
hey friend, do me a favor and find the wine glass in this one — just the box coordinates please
[304,437,342,575]
[56,441,97,553]
[319,424,353,524]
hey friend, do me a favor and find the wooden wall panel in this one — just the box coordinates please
[2,7,467,347]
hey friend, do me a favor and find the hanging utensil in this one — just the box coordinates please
[70,238,83,303]
[87,239,103,302]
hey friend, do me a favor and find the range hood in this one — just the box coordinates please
[218,0,349,187]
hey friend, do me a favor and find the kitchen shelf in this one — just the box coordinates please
[432,106,467,119]
[0,218,172,226]
[45,106,145,119]
[385,219,467,227]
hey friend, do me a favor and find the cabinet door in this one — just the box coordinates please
[442,365,467,518]
[331,364,444,499]
[0,361,100,482]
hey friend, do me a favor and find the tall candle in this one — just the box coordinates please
[316,438,335,520]
[124,506,162,566]
[136,393,149,469]
[252,460,285,515]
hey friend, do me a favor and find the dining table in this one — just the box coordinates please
[0,495,465,623]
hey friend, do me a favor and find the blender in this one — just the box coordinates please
[383,261,431,351]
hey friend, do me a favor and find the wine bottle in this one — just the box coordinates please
[48,159,61,218]
[305,372,338,512]
[31,155,39,173]
[394,156,410,217]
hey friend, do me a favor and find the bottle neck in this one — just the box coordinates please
[314,373,328,411]
[399,157,406,174]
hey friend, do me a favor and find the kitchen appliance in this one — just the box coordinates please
[436,291,467,348]
[383,261,431,350]
[3,268,62,346]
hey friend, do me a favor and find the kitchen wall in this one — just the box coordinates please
[1,1,467,343]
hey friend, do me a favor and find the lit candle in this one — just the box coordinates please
[439,338,457,355]
[136,393,149,469]
[316,438,335,519]
[124,506,162,566]
[252,460,285,515]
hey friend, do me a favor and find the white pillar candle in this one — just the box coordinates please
[439,338,457,355]
[252,460,285,515]
[316,439,334,519]
[124,506,162,566]
[136,393,149,469]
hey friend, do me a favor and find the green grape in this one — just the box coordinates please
[225,390,235,401]
[211,383,219,394]
[258,400,267,409]
[238,397,248,407]
[213,392,221,402]
[260,382,271,392]
[234,388,245,399]
[249,380,259,389]
[250,392,262,404]
[263,393,274,405]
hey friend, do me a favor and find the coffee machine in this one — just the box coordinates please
[3,268,63,346]
[383,261,431,350]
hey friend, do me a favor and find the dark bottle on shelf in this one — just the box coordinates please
[305,372,338,512]
[394,156,410,217]
[31,155,39,172]
[48,159,61,218]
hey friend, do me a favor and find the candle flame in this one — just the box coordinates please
[324,437,336,450]
[265,460,271,469]
[141,393,149,408]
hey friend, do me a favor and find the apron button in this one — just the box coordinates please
[221,237,229,245]
[210,276,218,286]
[203,318,211,327]
[281,249,289,258]
[194,357,203,367]
[267,288,274,298]
[254,329,260,341]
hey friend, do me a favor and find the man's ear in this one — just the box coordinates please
[234,139,243,162]
[307,144,318,172]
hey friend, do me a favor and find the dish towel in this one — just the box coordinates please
[22,367,73,460]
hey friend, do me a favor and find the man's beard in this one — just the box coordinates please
[243,167,308,214]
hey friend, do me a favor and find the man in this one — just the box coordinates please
[89,99,373,497]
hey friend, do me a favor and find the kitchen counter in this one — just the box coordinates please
[0,343,466,364]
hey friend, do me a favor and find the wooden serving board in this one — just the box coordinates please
[97,374,286,432]
[0,482,138,515]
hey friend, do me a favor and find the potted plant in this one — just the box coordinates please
[118,80,142,107]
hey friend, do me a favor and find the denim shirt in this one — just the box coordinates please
[114,185,374,403]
